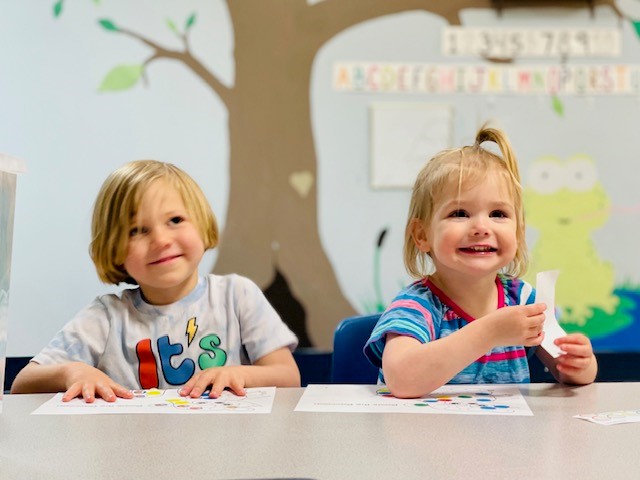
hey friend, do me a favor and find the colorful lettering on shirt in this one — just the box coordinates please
[185,317,198,346]
[134,329,229,388]
[136,338,159,389]
[157,335,196,385]
[198,334,228,370]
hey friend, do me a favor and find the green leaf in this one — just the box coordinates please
[185,13,196,30]
[166,18,179,35]
[551,94,564,117]
[93,0,102,4]
[633,21,640,39]
[53,0,63,18]
[98,18,119,32]
[98,65,143,92]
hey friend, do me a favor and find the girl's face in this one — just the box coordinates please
[123,180,205,305]
[418,173,518,283]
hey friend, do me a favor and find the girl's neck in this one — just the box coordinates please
[428,271,499,319]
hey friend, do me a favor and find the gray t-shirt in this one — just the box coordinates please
[33,274,298,389]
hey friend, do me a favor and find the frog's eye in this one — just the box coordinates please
[527,160,565,194]
[565,159,597,192]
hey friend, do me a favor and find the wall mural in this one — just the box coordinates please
[524,155,639,349]
[47,0,638,350]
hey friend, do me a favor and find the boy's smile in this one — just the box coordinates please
[123,179,205,305]
[149,254,182,265]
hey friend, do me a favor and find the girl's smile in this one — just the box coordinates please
[419,172,518,282]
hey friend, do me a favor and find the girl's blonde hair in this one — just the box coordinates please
[90,160,218,285]
[404,126,527,278]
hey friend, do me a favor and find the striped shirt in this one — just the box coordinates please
[364,275,535,384]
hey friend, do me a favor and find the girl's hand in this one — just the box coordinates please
[62,362,133,403]
[179,366,248,399]
[483,303,547,347]
[554,333,596,377]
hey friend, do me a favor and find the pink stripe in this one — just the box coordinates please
[388,299,436,339]
[476,349,526,364]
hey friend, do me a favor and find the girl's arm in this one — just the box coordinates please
[383,303,547,398]
[11,361,133,403]
[383,321,493,398]
[179,347,301,398]
[536,333,597,385]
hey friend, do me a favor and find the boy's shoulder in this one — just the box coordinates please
[202,274,266,302]
[204,273,259,289]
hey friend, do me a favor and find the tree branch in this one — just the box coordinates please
[306,0,470,49]
[118,27,232,106]
[306,0,623,50]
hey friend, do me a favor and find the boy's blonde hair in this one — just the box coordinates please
[404,126,527,279]
[90,160,218,285]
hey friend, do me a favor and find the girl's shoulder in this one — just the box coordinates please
[387,278,446,311]
[497,274,535,305]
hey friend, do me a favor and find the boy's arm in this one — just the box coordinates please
[537,333,597,385]
[180,347,300,398]
[11,361,133,403]
[250,347,301,387]
[11,362,69,394]
[383,303,547,398]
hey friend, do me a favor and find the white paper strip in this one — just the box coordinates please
[535,270,567,358]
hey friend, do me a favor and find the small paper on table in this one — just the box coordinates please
[575,409,640,426]
[535,270,566,358]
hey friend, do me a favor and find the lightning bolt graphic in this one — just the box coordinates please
[186,317,198,346]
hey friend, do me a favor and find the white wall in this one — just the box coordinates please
[2,1,639,356]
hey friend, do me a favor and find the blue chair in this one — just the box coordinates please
[3,356,31,393]
[331,314,381,384]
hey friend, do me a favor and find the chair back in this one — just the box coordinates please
[331,314,381,384]
[3,356,31,393]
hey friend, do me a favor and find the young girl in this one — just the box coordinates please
[364,127,597,398]
[12,160,300,402]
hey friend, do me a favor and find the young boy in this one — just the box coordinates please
[12,160,300,402]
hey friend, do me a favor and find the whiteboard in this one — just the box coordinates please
[370,103,453,189]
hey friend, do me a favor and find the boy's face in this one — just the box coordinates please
[123,180,205,305]
[420,173,518,283]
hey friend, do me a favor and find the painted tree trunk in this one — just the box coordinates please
[213,0,621,348]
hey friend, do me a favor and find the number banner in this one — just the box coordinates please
[442,27,620,58]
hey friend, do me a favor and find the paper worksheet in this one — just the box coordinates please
[295,384,533,416]
[535,270,567,358]
[32,387,276,415]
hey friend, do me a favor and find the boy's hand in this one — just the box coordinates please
[179,366,248,399]
[554,333,595,376]
[62,362,133,403]
[483,303,547,348]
